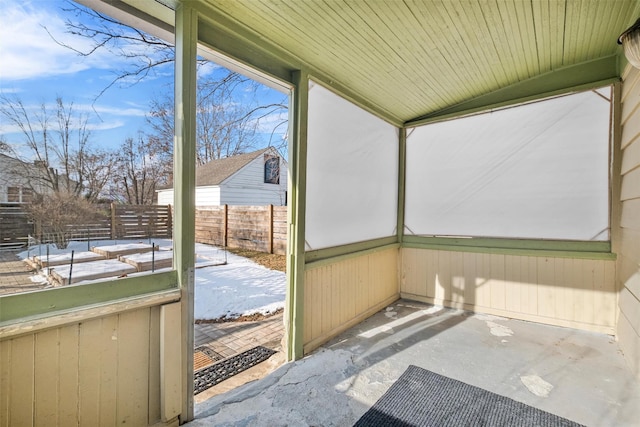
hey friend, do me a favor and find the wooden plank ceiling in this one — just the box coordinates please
[204,0,640,124]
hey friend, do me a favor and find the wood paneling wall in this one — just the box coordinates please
[303,247,399,354]
[619,65,640,379]
[0,304,181,427]
[401,248,616,334]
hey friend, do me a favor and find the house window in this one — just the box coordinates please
[7,187,20,203]
[22,188,33,203]
[264,155,280,184]
[7,186,33,203]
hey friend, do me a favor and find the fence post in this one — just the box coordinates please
[110,202,117,239]
[223,204,228,248]
[268,204,274,254]
[167,204,173,238]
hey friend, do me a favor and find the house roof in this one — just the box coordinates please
[195,147,275,187]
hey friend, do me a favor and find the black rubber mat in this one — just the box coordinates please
[194,346,277,394]
[354,365,584,427]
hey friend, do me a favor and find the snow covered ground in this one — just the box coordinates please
[19,239,286,321]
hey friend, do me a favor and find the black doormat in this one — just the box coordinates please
[354,365,584,427]
[194,346,276,394]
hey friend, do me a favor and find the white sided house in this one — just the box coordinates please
[157,147,287,206]
[0,153,49,204]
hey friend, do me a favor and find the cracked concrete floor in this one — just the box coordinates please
[189,300,640,427]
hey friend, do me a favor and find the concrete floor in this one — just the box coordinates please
[190,300,640,427]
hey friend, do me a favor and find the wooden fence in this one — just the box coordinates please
[0,203,33,247]
[1,202,287,255]
[0,203,172,246]
[195,205,287,255]
[111,204,172,240]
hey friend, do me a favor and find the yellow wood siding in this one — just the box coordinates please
[0,304,180,427]
[618,65,640,380]
[401,248,616,334]
[303,248,399,354]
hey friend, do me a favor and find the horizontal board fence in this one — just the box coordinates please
[1,202,286,255]
[111,204,172,240]
[0,203,33,247]
[195,205,287,255]
[0,203,172,246]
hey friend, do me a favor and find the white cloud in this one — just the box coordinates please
[0,0,145,81]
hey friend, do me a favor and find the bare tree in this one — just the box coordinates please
[0,94,114,201]
[50,2,289,162]
[48,1,175,102]
[113,134,167,205]
[28,191,106,249]
[148,75,288,166]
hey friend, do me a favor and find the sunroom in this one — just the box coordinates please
[1,0,639,425]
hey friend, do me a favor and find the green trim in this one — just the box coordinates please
[306,243,401,269]
[0,271,178,324]
[407,56,620,127]
[402,237,615,261]
[618,51,629,76]
[305,236,399,264]
[287,70,309,361]
[175,3,198,421]
[396,128,406,244]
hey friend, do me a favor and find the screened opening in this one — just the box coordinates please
[404,87,612,243]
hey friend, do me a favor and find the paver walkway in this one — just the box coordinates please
[193,313,285,399]
[0,249,46,296]
[194,313,284,363]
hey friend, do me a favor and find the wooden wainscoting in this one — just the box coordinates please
[0,301,181,427]
[303,247,399,354]
[401,248,616,334]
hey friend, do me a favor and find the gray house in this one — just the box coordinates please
[0,153,45,203]
[157,147,287,206]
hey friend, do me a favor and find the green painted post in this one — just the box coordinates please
[174,2,197,422]
[286,70,309,361]
[397,128,406,244]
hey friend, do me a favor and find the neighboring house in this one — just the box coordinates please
[157,147,287,206]
[0,153,42,203]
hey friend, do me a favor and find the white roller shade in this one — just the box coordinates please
[306,82,398,250]
[405,88,611,241]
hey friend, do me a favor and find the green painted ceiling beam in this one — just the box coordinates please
[407,55,621,127]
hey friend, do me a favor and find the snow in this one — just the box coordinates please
[35,250,103,266]
[52,259,136,284]
[92,242,155,252]
[17,239,285,321]
[194,244,286,320]
[122,250,174,262]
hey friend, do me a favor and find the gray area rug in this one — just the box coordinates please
[354,365,584,427]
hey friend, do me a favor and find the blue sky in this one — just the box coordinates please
[0,0,288,158]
